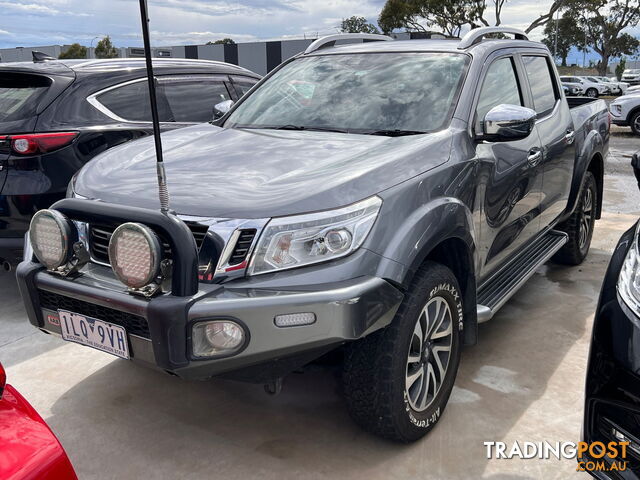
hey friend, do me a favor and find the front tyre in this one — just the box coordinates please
[586,88,598,98]
[343,262,463,442]
[553,171,597,265]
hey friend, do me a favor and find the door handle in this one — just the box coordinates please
[565,130,575,144]
[527,150,542,167]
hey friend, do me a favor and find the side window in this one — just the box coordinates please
[233,81,258,97]
[160,79,231,123]
[522,56,559,116]
[95,81,171,122]
[475,57,522,132]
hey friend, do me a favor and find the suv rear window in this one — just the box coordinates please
[0,73,51,122]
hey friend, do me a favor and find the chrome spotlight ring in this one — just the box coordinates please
[108,222,162,289]
[29,209,76,270]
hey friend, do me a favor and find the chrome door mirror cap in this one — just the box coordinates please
[212,99,234,120]
[482,104,537,141]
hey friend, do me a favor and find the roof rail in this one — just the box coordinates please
[304,33,393,54]
[458,26,528,49]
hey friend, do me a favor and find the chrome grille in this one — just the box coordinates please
[88,221,207,266]
[228,229,257,265]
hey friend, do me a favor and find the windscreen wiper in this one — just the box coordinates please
[273,125,350,133]
[364,129,427,137]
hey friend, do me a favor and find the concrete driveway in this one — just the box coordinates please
[1,134,639,480]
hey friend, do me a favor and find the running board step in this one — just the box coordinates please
[476,230,568,323]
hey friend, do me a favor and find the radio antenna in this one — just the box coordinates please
[138,0,170,213]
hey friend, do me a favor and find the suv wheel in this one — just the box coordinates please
[630,110,640,136]
[343,261,462,442]
[586,88,598,98]
[553,171,597,265]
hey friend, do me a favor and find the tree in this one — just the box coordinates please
[378,0,567,37]
[616,57,627,81]
[566,0,640,75]
[59,43,87,59]
[541,13,583,66]
[206,38,235,45]
[94,36,118,59]
[340,16,380,34]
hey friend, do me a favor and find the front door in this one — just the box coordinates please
[474,55,544,278]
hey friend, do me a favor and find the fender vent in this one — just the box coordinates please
[228,229,257,265]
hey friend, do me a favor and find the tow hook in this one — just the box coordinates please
[264,377,284,396]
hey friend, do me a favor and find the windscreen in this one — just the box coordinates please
[0,73,51,123]
[225,52,469,134]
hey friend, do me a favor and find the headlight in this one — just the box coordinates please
[108,222,162,289]
[618,222,640,316]
[29,210,76,270]
[248,196,382,275]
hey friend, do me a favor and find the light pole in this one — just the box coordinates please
[90,36,102,58]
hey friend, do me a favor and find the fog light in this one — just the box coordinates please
[192,320,245,357]
[29,209,75,270]
[108,223,162,289]
[274,312,316,327]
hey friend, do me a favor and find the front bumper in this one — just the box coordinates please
[17,260,403,381]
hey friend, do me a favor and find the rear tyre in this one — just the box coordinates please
[586,88,598,98]
[553,171,597,265]
[630,111,640,136]
[343,262,463,442]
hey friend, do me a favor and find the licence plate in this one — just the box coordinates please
[58,310,130,359]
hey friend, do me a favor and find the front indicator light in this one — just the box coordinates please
[274,312,316,328]
[108,222,162,289]
[29,209,76,270]
[192,320,246,357]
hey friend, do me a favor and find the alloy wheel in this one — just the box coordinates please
[579,186,594,250]
[405,296,453,412]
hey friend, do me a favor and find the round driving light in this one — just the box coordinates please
[325,228,352,253]
[108,222,162,289]
[192,320,245,357]
[29,209,75,269]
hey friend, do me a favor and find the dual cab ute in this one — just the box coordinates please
[17,27,609,442]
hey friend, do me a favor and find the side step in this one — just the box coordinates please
[476,230,568,323]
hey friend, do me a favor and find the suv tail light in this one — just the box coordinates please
[9,132,78,155]
[0,362,6,400]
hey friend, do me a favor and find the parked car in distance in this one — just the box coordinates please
[593,76,628,95]
[0,362,77,479]
[610,94,640,135]
[0,58,260,269]
[560,78,584,96]
[626,84,640,96]
[580,76,612,95]
[622,68,640,85]
[581,152,640,476]
[560,75,608,98]
[18,27,609,442]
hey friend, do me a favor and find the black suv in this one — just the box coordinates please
[0,58,260,268]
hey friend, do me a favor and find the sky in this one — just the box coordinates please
[0,0,638,63]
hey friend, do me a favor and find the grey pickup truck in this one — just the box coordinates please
[17,27,609,442]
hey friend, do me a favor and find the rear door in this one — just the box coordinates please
[520,54,575,228]
[474,53,544,276]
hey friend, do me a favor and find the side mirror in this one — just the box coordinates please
[632,150,640,190]
[212,99,234,120]
[482,104,537,141]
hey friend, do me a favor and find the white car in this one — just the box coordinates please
[560,75,608,98]
[626,84,640,96]
[610,94,640,135]
[621,69,640,85]
[594,76,628,95]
